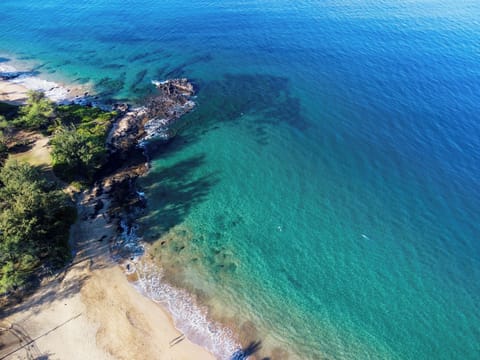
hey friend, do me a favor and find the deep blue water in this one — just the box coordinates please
[1,0,479,358]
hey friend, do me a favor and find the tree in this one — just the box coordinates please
[51,125,106,182]
[15,91,55,129]
[0,131,7,165]
[0,160,75,294]
[0,115,9,130]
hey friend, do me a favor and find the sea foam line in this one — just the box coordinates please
[101,77,238,358]
[110,177,240,358]
[134,261,241,359]
[0,62,92,105]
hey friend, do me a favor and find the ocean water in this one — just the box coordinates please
[1,0,480,359]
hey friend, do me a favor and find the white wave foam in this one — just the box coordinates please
[143,117,172,141]
[10,74,73,103]
[0,64,17,73]
[1,62,88,104]
[135,262,240,359]
[114,219,145,259]
[151,79,168,86]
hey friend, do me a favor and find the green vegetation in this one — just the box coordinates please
[14,91,55,129]
[1,92,116,183]
[0,160,76,294]
[0,111,15,165]
[51,124,105,182]
[0,92,116,295]
[0,130,7,165]
[51,105,115,183]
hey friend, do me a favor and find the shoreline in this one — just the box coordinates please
[0,60,102,107]
[0,70,222,358]
[98,78,243,358]
[0,184,215,360]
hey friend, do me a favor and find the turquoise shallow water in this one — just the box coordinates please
[1,0,480,358]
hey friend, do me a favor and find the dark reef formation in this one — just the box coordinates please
[107,78,195,157]
[143,79,195,141]
[99,78,196,260]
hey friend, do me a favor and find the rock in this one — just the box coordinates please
[107,78,196,156]
[94,199,104,213]
[112,103,129,113]
[0,72,20,80]
[142,78,195,141]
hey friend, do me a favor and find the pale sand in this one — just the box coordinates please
[0,77,89,105]
[0,79,29,104]
[10,132,51,167]
[0,134,216,359]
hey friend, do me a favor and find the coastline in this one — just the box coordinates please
[0,61,98,106]
[0,79,30,104]
[0,185,215,360]
[2,2,480,358]
[0,72,219,359]
[98,77,243,358]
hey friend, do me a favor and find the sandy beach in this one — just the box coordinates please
[0,86,216,360]
[0,187,215,360]
[0,80,29,105]
[0,73,89,106]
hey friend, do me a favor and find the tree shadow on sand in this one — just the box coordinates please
[139,153,219,238]
[0,228,113,320]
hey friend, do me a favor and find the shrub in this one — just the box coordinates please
[14,91,55,130]
[0,160,76,294]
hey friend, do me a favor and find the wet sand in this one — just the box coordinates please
[0,95,216,359]
[0,187,215,360]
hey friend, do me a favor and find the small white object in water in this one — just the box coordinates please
[151,79,168,86]
[361,234,369,240]
[277,225,283,232]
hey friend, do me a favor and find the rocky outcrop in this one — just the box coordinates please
[0,71,22,80]
[107,78,195,156]
[0,70,39,81]
[147,78,195,119]
[107,106,147,156]
[143,78,195,141]
[100,79,196,255]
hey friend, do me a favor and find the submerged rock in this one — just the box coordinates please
[0,71,21,80]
